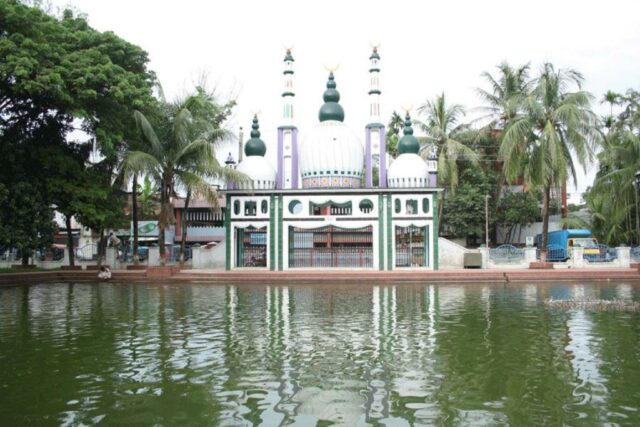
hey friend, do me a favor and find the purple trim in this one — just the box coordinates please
[292,128,299,188]
[429,173,437,187]
[277,128,284,189]
[378,126,387,188]
[365,128,372,188]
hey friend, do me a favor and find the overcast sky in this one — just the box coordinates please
[52,0,640,203]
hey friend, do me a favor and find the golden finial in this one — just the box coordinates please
[323,62,340,73]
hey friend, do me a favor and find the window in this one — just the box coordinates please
[422,198,430,214]
[288,200,303,214]
[233,200,240,215]
[406,199,418,215]
[261,200,268,214]
[245,201,257,216]
[395,198,401,214]
[359,199,374,214]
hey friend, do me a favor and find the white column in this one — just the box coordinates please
[616,246,630,268]
[572,246,585,268]
[148,247,160,266]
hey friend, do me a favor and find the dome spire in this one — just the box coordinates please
[244,115,267,157]
[319,72,345,122]
[397,112,420,155]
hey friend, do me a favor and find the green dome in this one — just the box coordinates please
[319,72,345,122]
[284,48,294,62]
[244,115,267,157]
[397,113,420,155]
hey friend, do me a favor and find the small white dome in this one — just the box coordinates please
[298,121,364,189]
[387,153,429,188]
[236,156,276,189]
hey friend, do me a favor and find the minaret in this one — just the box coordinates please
[277,48,299,189]
[365,46,386,188]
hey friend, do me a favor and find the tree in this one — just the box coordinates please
[499,63,601,253]
[1,1,154,264]
[442,166,496,242]
[385,110,404,158]
[496,191,540,244]
[125,87,246,265]
[415,93,480,231]
[587,89,640,245]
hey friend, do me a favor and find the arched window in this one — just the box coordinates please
[394,198,401,214]
[422,197,430,214]
[233,200,240,215]
[261,200,268,214]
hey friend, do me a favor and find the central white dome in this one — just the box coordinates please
[298,120,364,189]
[387,153,429,188]
[236,156,276,189]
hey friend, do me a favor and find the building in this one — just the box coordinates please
[226,48,441,270]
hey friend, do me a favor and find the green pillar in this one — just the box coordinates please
[378,193,384,271]
[269,194,276,271]
[225,193,231,270]
[278,196,284,271]
[433,193,439,270]
[386,193,393,271]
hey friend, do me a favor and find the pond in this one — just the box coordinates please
[0,281,639,426]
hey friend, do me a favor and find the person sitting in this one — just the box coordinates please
[98,266,111,280]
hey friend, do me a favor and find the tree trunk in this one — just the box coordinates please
[541,184,551,249]
[179,189,191,267]
[65,215,75,267]
[132,174,140,265]
[21,253,29,266]
[158,178,168,266]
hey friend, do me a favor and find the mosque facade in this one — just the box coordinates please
[225,48,441,270]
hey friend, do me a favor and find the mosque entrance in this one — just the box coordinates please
[288,225,373,268]
[395,225,428,267]
[235,226,267,267]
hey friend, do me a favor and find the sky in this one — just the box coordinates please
[52,0,640,203]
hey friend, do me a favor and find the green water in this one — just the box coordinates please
[0,282,639,426]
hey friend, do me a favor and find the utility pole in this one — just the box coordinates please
[485,194,490,248]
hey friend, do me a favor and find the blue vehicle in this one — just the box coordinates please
[535,229,599,262]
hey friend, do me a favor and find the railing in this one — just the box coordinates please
[584,244,617,262]
[76,244,98,261]
[489,244,525,262]
[631,246,640,261]
[1,248,20,262]
[289,248,373,268]
[537,244,567,262]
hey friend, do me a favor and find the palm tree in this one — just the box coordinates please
[124,88,247,265]
[415,93,480,230]
[500,63,601,253]
[601,90,621,130]
[475,62,532,130]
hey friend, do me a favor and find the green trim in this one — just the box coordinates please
[366,123,385,129]
[368,89,381,95]
[378,193,384,270]
[225,194,231,270]
[269,194,276,271]
[283,70,294,75]
[433,195,439,270]
[369,67,380,73]
[278,125,298,130]
[281,92,295,97]
[278,197,284,271]
[425,225,430,268]
[386,194,393,271]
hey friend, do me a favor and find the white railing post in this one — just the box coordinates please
[616,246,630,268]
[572,246,585,268]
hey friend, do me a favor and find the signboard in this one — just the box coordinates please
[132,221,159,238]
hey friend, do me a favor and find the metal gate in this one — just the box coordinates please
[395,225,428,267]
[236,226,267,267]
[288,225,373,268]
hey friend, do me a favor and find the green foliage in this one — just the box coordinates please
[124,86,246,261]
[496,191,540,243]
[442,166,496,238]
[586,89,640,245]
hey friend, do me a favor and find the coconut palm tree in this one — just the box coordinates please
[415,93,480,230]
[124,88,247,265]
[475,62,532,130]
[500,63,601,252]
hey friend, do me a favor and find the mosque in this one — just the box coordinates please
[225,48,441,270]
